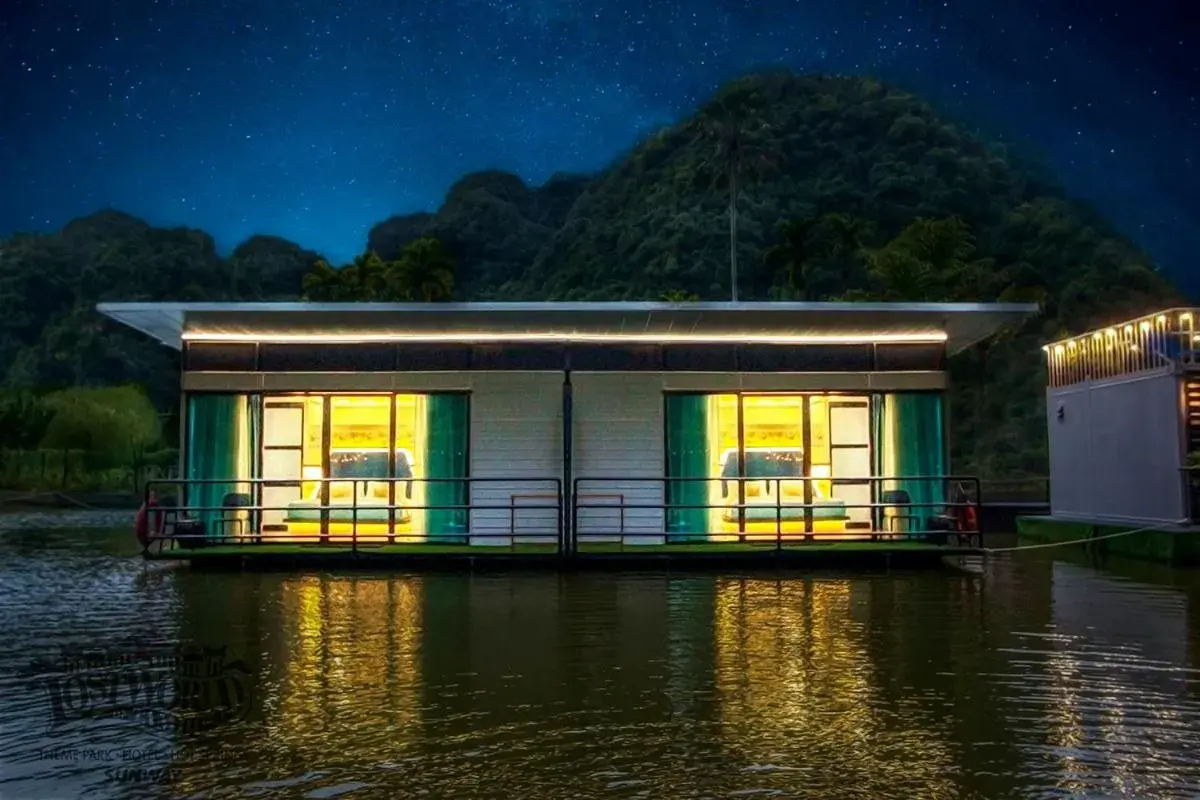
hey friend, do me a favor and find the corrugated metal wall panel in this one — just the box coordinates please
[573,373,666,538]
[469,373,563,541]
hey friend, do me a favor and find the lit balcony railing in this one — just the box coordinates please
[1043,308,1200,388]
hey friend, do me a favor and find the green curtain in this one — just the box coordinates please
[883,394,946,531]
[185,394,242,537]
[665,394,710,539]
[425,394,469,541]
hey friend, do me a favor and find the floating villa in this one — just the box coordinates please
[1022,308,1200,564]
[98,301,1036,564]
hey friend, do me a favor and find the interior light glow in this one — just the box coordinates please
[1067,340,1077,349]
[1139,321,1151,331]
[181,330,950,345]
[1053,345,1065,355]
[1181,313,1193,322]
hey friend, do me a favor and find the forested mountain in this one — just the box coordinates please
[0,73,1182,476]
[0,211,323,408]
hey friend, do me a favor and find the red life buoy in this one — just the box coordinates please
[954,503,978,532]
[134,496,164,548]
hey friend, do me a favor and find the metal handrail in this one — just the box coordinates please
[144,476,564,554]
[1044,307,1199,387]
[573,475,983,549]
[141,474,984,555]
[979,477,1049,504]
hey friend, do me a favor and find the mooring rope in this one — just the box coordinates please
[982,518,1192,554]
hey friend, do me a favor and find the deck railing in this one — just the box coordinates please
[141,474,983,555]
[572,475,983,553]
[979,477,1049,504]
[1044,307,1200,387]
[143,476,564,555]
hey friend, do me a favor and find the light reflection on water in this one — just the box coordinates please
[1,524,1199,799]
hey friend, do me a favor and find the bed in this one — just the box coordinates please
[284,448,415,525]
[718,448,849,523]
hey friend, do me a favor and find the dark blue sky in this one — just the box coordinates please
[1,0,1196,282]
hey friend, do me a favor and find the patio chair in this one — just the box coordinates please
[881,489,918,534]
[220,492,252,539]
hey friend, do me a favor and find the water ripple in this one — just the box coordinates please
[2,527,1200,798]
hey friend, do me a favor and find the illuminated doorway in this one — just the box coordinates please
[665,393,873,538]
[259,393,467,542]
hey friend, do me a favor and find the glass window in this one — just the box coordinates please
[824,398,872,529]
[665,393,879,539]
[249,393,469,542]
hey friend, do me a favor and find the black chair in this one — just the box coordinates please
[175,518,208,549]
[881,489,918,534]
[220,492,252,539]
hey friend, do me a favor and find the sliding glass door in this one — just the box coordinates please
[183,392,468,542]
[260,398,308,533]
[268,393,468,542]
[665,392,942,539]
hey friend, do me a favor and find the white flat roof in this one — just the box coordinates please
[96,301,1038,354]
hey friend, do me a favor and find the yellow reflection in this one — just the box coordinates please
[713,578,956,792]
[270,576,424,753]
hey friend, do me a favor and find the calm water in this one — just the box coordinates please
[2,518,1200,799]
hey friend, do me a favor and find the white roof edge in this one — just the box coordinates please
[97,300,1040,314]
[96,301,1039,353]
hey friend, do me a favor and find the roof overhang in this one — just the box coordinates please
[96,301,1038,356]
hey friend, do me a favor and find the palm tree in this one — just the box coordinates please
[764,218,812,300]
[301,259,344,301]
[865,217,977,301]
[302,252,389,300]
[393,237,455,302]
[765,213,874,300]
[816,213,875,262]
[691,97,776,301]
[342,251,388,299]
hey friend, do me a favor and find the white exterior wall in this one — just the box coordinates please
[1048,368,1186,523]
[572,373,666,543]
[469,372,563,544]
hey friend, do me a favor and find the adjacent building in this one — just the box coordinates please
[1040,308,1199,525]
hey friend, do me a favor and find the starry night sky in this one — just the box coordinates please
[1,0,1196,284]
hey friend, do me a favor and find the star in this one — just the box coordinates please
[0,0,1193,282]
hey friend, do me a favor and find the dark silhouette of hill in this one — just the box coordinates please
[0,73,1180,475]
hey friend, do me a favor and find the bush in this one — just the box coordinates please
[40,386,160,469]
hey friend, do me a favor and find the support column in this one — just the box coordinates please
[562,367,574,557]
[802,395,814,539]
